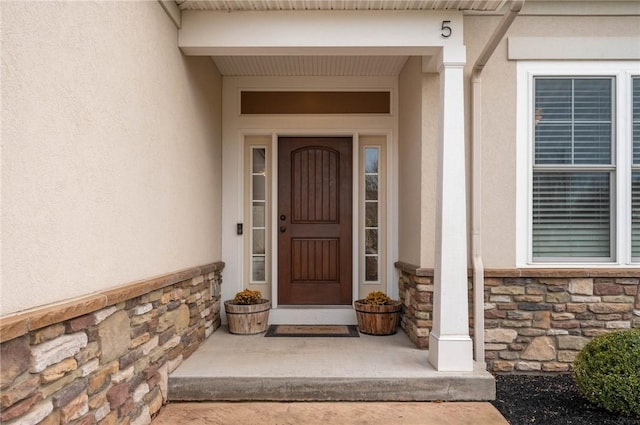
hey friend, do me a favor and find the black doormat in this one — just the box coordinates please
[264,325,359,337]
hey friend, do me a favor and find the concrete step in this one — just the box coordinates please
[169,374,495,402]
[167,327,495,402]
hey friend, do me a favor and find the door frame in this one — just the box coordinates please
[271,135,360,307]
[273,135,358,308]
[221,76,399,325]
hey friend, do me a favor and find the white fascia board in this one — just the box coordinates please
[179,10,463,56]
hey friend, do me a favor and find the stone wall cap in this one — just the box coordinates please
[485,268,640,278]
[394,262,434,277]
[0,261,225,343]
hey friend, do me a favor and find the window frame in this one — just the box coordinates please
[532,76,616,262]
[516,61,640,267]
[363,145,381,283]
[632,77,640,262]
[249,146,268,283]
[358,136,387,292]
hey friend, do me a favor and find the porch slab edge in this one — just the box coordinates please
[168,375,496,402]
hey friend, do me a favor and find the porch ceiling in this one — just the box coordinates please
[212,55,409,76]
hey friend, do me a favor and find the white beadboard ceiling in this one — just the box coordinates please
[177,0,507,76]
[213,56,410,76]
[176,0,507,11]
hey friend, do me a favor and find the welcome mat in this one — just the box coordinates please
[265,325,360,337]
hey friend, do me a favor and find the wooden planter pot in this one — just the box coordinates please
[354,300,402,335]
[224,299,271,335]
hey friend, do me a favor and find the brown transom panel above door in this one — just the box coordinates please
[278,137,353,305]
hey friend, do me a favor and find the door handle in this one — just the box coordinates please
[280,226,286,233]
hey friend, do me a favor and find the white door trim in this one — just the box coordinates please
[221,76,398,325]
[269,133,359,325]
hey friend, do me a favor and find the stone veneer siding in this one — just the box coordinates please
[395,262,640,373]
[0,262,223,425]
[483,270,639,373]
[395,263,436,349]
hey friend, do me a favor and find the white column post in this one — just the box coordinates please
[428,46,474,372]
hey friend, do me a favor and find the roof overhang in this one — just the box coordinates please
[177,7,467,75]
[176,1,508,12]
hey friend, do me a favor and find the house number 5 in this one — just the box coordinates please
[441,20,452,38]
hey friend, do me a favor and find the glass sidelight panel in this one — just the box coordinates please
[364,147,380,282]
[252,202,265,227]
[252,257,266,282]
[365,256,378,282]
[365,202,378,227]
[251,147,267,283]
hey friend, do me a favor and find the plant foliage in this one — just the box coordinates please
[573,329,640,418]
[362,291,393,305]
[233,289,263,305]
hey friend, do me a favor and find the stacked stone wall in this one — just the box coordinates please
[484,273,640,373]
[396,263,474,349]
[396,267,433,349]
[395,262,640,374]
[0,262,223,425]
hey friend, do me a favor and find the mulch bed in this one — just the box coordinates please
[491,374,640,425]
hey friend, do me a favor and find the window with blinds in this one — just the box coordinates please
[633,77,640,260]
[532,78,614,261]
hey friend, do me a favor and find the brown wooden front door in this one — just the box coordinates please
[278,137,352,305]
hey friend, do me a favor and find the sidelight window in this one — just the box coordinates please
[364,147,380,282]
[250,147,267,282]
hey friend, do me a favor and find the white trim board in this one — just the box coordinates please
[509,37,640,61]
[179,10,462,56]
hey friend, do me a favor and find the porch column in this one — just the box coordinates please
[428,46,474,372]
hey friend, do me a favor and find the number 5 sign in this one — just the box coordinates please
[441,20,452,38]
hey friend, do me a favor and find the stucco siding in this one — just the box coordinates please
[420,72,440,268]
[463,14,640,268]
[1,1,222,315]
[397,57,423,266]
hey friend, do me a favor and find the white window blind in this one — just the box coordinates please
[633,77,640,259]
[532,78,614,261]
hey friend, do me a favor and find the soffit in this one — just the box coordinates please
[176,0,506,12]
[213,55,409,76]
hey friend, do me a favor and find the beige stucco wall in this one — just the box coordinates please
[463,14,640,268]
[1,1,222,315]
[398,57,423,266]
[420,72,440,268]
[398,56,440,269]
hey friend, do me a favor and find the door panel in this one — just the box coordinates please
[278,137,352,305]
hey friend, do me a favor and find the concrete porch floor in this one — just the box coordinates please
[168,326,495,402]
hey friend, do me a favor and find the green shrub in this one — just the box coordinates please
[573,329,640,418]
